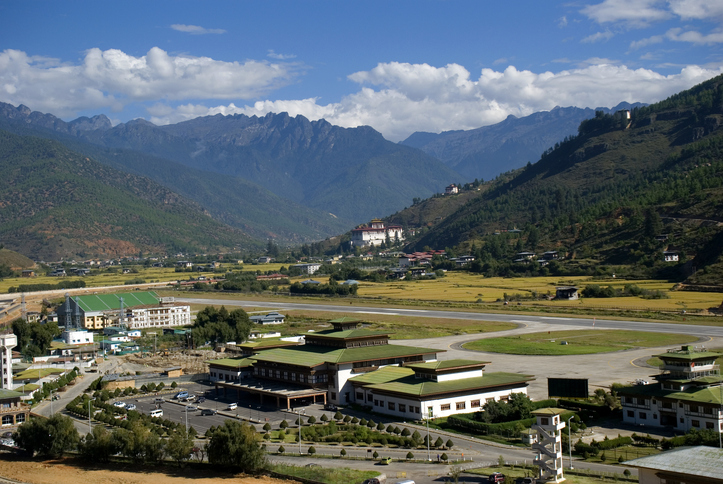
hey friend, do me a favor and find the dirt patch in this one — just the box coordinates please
[118,350,223,376]
[0,455,295,484]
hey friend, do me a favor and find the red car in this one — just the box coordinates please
[488,473,505,483]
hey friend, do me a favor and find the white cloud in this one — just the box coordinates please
[267,50,297,60]
[558,16,568,28]
[668,0,723,20]
[146,61,723,142]
[0,47,298,117]
[170,24,226,35]
[581,0,671,27]
[665,27,723,44]
[582,30,615,43]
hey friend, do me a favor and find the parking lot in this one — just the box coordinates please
[116,382,342,435]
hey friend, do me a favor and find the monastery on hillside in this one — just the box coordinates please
[350,219,404,247]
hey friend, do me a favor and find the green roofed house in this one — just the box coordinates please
[208,320,534,417]
[56,292,190,330]
[619,345,723,434]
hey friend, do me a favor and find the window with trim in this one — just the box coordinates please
[440,404,451,411]
[399,404,406,412]
[471,400,480,408]
[707,422,714,429]
[456,402,466,410]
[639,412,647,420]
[388,402,395,410]
[692,419,700,427]
[627,410,634,418]
[356,392,364,400]
[331,392,336,400]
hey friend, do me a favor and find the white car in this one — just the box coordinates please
[113,401,126,408]
[186,405,198,411]
[125,404,137,411]
[228,403,237,410]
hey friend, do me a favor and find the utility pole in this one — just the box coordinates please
[566,415,574,469]
[49,389,54,415]
[297,409,302,454]
[88,399,92,432]
[427,407,432,461]
[185,405,189,433]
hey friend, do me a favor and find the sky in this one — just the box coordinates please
[1,0,722,142]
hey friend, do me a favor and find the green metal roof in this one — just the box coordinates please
[355,371,533,398]
[624,446,723,479]
[0,389,24,399]
[73,291,160,312]
[250,343,439,368]
[328,317,364,324]
[349,366,415,384]
[618,382,723,404]
[406,359,489,372]
[206,357,255,369]
[654,348,720,361]
[532,408,569,415]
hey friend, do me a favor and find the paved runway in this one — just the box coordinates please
[177,297,723,398]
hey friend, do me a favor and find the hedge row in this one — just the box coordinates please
[592,436,633,450]
[558,399,612,415]
[447,415,537,434]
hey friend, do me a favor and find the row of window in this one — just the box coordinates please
[628,410,721,430]
[371,399,420,414]
[253,367,328,384]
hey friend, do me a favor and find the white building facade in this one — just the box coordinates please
[351,219,404,247]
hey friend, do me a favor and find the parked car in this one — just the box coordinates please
[519,478,536,484]
[380,457,392,465]
[125,403,137,411]
[228,403,238,410]
[186,405,198,411]
[113,401,126,408]
[200,408,217,416]
[324,403,337,411]
[154,397,165,404]
[488,473,505,483]
[174,391,189,400]
[184,394,196,401]
[197,396,206,403]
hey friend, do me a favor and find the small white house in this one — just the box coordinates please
[62,330,93,345]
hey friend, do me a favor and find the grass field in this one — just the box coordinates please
[462,330,699,355]
[271,463,379,484]
[15,368,65,379]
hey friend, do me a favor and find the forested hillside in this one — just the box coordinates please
[0,131,256,260]
[403,75,723,284]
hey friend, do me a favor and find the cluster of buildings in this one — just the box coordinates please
[350,219,405,248]
[207,318,533,419]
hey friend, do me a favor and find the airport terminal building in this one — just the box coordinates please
[207,318,533,418]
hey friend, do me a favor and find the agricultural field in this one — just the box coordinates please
[355,273,723,311]
[462,330,699,355]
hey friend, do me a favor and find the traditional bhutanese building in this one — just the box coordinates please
[207,318,533,417]
[619,345,723,434]
[350,219,404,247]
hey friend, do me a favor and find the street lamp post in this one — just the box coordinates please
[426,407,432,462]
[49,388,54,415]
[88,399,92,432]
[185,405,189,433]
[297,409,302,455]
[148,332,157,355]
[566,415,574,470]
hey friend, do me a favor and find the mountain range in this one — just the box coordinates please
[393,74,723,284]
[401,103,644,181]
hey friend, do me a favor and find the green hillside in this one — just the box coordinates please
[404,74,723,284]
[0,130,258,260]
[0,248,35,269]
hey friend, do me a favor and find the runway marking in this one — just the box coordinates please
[511,320,539,323]
[630,358,647,368]
[357,311,401,315]
[540,317,569,320]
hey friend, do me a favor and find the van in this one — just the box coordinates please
[150,409,163,417]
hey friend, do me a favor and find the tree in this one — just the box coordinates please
[434,436,444,448]
[334,411,343,420]
[307,415,316,424]
[171,381,178,389]
[411,430,421,442]
[279,420,289,429]
[320,414,328,422]
[308,446,316,455]
[498,455,505,467]
[446,439,454,450]
[377,422,386,431]
[449,465,463,484]
[14,414,79,458]
[113,422,164,464]
[340,448,347,457]
[207,420,267,472]
[372,451,379,459]
[166,429,194,466]
[263,423,271,432]
[79,425,117,463]
[278,445,285,454]
[441,453,448,462]
[406,451,414,460]
[401,428,411,437]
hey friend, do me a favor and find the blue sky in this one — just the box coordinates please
[1,0,722,141]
